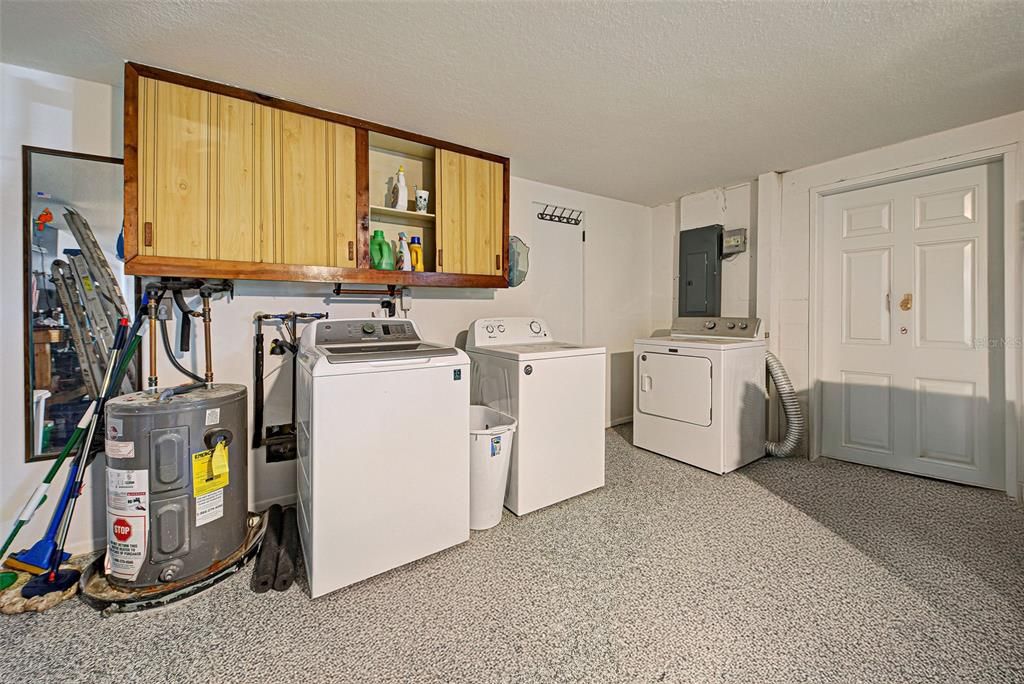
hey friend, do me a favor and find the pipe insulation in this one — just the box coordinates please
[765,351,805,457]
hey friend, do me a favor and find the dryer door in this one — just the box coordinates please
[637,352,712,427]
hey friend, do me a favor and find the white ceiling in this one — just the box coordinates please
[3,1,1023,206]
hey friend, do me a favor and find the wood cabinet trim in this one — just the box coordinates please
[124,63,140,261]
[125,254,506,288]
[355,127,370,268]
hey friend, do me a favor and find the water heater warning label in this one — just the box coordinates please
[105,468,149,581]
[196,488,224,527]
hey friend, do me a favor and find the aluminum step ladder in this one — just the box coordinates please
[61,208,136,394]
[50,260,104,398]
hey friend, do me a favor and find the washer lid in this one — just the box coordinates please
[470,341,606,361]
[318,341,459,364]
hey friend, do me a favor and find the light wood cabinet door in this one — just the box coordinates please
[137,79,356,267]
[138,79,261,262]
[436,150,504,275]
[212,94,259,262]
[138,78,212,259]
[329,122,358,267]
[266,110,357,267]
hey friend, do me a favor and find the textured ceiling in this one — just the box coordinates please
[3,1,1023,206]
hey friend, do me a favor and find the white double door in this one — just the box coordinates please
[821,164,1004,489]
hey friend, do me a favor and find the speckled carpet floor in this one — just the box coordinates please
[3,425,1023,683]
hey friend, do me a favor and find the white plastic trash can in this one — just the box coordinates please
[469,406,517,530]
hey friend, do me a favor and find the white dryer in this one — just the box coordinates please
[633,317,766,474]
[296,318,469,598]
[466,318,605,515]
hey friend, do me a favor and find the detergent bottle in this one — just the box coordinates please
[396,232,412,271]
[409,236,424,272]
[390,165,408,211]
[370,229,394,270]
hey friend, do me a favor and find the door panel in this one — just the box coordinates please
[914,239,975,349]
[842,247,891,345]
[637,353,711,426]
[915,186,977,229]
[915,377,976,467]
[843,201,892,238]
[821,164,1000,489]
[840,371,892,453]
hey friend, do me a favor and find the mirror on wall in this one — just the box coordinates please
[23,146,137,462]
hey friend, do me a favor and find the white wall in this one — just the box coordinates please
[1,64,654,553]
[649,183,759,329]
[1,63,123,555]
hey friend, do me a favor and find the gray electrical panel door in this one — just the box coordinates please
[678,224,722,317]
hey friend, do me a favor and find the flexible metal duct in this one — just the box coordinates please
[765,351,804,457]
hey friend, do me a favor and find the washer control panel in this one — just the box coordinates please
[468,317,551,347]
[315,318,420,345]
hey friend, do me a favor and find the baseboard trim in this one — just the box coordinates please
[608,416,632,427]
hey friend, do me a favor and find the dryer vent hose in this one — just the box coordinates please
[765,351,805,457]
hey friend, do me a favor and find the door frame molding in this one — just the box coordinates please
[807,143,1021,497]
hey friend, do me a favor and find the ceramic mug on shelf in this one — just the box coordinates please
[415,189,430,213]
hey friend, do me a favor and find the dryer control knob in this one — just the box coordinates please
[727,322,736,330]
[704,320,716,330]
[485,324,495,334]
[739,323,748,330]
[497,325,505,333]
[529,320,542,334]
[361,322,375,335]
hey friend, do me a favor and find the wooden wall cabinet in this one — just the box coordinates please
[125,63,508,288]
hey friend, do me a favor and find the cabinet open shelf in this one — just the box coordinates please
[369,205,436,227]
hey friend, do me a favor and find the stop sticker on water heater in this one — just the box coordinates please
[104,468,149,581]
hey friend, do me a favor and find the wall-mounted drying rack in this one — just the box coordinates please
[537,205,583,225]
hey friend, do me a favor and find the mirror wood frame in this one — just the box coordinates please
[22,145,141,463]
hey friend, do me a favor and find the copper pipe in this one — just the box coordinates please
[202,295,214,385]
[147,298,158,389]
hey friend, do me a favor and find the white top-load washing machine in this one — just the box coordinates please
[466,318,606,516]
[633,317,766,474]
[296,318,469,598]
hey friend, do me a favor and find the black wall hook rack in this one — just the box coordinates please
[537,205,583,225]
